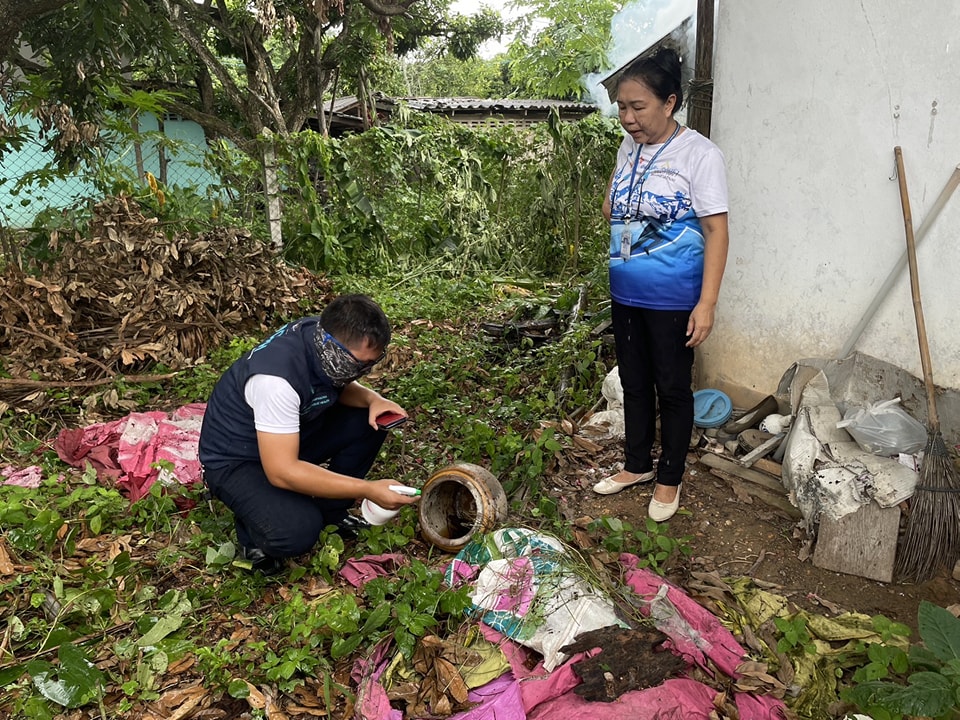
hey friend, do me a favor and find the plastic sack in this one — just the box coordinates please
[836,398,927,456]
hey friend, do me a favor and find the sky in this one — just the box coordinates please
[448,0,698,108]
[448,0,531,58]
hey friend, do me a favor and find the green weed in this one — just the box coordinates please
[844,602,960,720]
[588,516,693,573]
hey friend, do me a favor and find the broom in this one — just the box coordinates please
[892,146,960,583]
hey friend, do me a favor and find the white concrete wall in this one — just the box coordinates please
[704,0,960,401]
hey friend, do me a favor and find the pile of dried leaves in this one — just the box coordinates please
[0,194,331,404]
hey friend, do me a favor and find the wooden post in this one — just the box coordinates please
[157,114,168,184]
[688,0,715,137]
[261,129,283,251]
[132,114,145,181]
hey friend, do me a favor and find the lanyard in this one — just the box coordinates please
[617,122,681,222]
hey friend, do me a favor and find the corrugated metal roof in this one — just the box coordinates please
[397,97,596,113]
[316,94,598,134]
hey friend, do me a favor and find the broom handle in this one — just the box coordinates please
[894,146,940,430]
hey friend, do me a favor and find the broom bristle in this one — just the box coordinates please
[895,431,960,583]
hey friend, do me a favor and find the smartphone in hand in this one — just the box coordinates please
[376,411,408,430]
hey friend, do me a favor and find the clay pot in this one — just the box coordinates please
[418,463,508,552]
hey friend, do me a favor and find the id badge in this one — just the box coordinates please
[620,222,632,261]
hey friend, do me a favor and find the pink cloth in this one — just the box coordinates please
[55,404,206,501]
[1,465,47,488]
[476,623,587,713]
[528,678,719,720]
[450,674,524,720]
[620,554,748,678]
[352,639,402,720]
[340,554,408,587]
[344,545,789,720]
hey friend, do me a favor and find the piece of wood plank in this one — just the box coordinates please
[708,469,803,520]
[698,452,785,494]
[812,502,900,583]
[739,432,785,467]
[753,458,782,477]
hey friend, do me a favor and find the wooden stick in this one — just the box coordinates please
[894,146,939,430]
[699,452,787,494]
[739,432,785,467]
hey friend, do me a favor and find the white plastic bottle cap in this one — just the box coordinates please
[361,498,400,526]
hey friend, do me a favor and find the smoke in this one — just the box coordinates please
[583,0,698,116]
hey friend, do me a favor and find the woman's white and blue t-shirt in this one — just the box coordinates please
[608,128,728,311]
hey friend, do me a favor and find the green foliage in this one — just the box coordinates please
[505,0,619,100]
[844,602,960,720]
[773,615,817,657]
[171,336,259,402]
[354,507,419,555]
[587,515,692,572]
[25,642,105,709]
[401,46,515,98]
[6,0,504,168]
[266,113,618,280]
[362,559,473,659]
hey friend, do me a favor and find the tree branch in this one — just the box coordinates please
[158,0,268,132]
[163,99,254,151]
[0,0,73,58]
[355,0,418,18]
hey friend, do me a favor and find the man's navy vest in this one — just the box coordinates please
[198,317,340,467]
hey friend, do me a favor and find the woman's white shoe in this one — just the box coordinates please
[648,484,681,522]
[592,470,656,495]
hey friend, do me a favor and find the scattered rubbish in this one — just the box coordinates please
[581,368,625,440]
[352,531,789,719]
[758,413,791,435]
[723,394,780,435]
[0,465,49,488]
[698,453,802,520]
[340,553,409,587]
[693,389,733,428]
[779,368,916,526]
[836,398,927,456]
[444,528,624,672]
[739,432,786,468]
[481,315,561,347]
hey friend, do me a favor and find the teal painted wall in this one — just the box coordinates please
[0,111,220,228]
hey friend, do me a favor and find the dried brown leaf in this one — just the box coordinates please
[0,539,14,576]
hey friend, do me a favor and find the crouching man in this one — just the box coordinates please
[198,294,417,574]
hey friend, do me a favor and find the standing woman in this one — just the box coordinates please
[592,47,729,522]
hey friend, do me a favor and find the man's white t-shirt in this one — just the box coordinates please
[244,374,301,433]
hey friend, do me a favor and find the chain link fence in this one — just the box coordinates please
[1,112,221,229]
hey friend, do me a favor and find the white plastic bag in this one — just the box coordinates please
[836,398,927,456]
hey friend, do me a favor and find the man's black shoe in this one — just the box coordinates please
[333,515,371,541]
[240,545,285,576]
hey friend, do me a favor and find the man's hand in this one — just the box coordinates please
[363,479,420,510]
[367,399,406,430]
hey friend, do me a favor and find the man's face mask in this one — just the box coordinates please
[316,328,384,387]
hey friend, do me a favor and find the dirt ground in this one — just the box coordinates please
[557,440,960,637]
